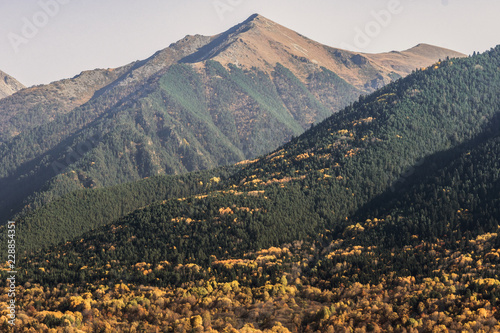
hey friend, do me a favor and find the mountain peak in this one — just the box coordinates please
[404,43,465,59]
[236,13,271,25]
[243,13,261,22]
[179,14,464,87]
[180,12,334,77]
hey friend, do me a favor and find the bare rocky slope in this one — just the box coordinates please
[182,14,464,89]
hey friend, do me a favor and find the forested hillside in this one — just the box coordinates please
[14,167,237,252]
[0,15,462,225]
[3,46,500,332]
[0,61,357,224]
[15,45,500,278]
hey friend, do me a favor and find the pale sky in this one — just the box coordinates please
[0,0,498,87]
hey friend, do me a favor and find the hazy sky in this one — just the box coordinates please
[1,0,498,87]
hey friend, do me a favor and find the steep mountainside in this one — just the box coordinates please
[0,70,24,99]
[14,45,500,258]
[0,34,218,144]
[353,127,500,248]
[0,67,130,141]
[5,45,500,333]
[0,14,464,223]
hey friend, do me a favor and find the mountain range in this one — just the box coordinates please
[14,43,498,254]
[0,14,464,224]
[2,9,500,332]
[6,43,500,332]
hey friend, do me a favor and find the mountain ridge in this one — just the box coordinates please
[0,14,464,144]
[180,14,465,89]
[2,14,500,330]
[15,46,500,282]
[12,45,500,254]
[0,14,465,223]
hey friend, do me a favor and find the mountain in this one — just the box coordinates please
[181,15,464,90]
[0,14,464,223]
[15,45,500,256]
[0,34,219,143]
[0,70,24,99]
[0,67,131,141]
[9,45,500,332]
